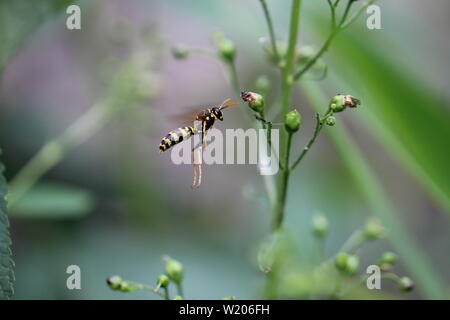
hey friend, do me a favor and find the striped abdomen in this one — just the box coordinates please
[159,126,194,153]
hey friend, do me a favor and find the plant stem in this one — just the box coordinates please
[271,0,302,232]
[271,132,293,231]
[259,0,280,63]
[8,102,111,207]
[176,282,184,297]
[293,0,375,81]
[164,287,170,300]
[290,111,332,171]
[228,61,240,95]
[140,284,167,299]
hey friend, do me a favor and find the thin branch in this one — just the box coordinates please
[259,0,280,62]
[290,111,332,171]
[293,0,377,81]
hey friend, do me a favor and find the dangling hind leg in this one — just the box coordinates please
[191,148,197,188]
[191,146,203,188]
[194,147,203,188]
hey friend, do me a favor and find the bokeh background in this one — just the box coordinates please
[0,0,449,299]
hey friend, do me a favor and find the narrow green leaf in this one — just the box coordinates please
[303,82,446,299]
[9,181,94,219]
[307,11,450,214]
[0,152,14,299]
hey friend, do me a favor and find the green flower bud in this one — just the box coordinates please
[378,252,398,270]
[345,255,360,275]
[118,281,137,292]
[172,45,189,60]
[217,38,236,63]
[222,296,236,300]
[312,214,329,238]
[364,218,385,240]
[255,75,270,96]
[241,91,265,113]
[172,295,183,300]
[325,116,336,126]
[398,277,414,292]
[107,275,123,290]
[335,252,349,272]
[156,274,170,289]
[329,94,361,113]
[164,257,184,284]
[284,109,301,133]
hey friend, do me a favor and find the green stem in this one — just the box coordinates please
[293,0,375,81]
[259,0,280,63]
[176,282,184,298]
[8,102,111,207]
[228,61,240,95]
[290,111,332,171]
[271,132,293,231]
[271,0,302,232]
[164,287,170,300]
[140,283,167,299]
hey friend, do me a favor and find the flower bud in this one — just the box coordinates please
[345,255,360,275]
[335,252,349,272]
[398,277,414,292]
[255,75,270,96]
[156,274,170,289]
[164,257,184,284]
[329,94,361,113]
[172,45,189,60]
[312,214,329,238]
[217,39,236,63]
[172,295,183,300]
[378,252,398,270]
[364,218,385,240]
[118,281,137,292]
[107,275,123,290]
[284,109,301,133]
[241,91,265,113]
[325,116,336,126]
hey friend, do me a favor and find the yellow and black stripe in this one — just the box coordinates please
[159,126,195,153]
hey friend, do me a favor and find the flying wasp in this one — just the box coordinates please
[159,98,239,188]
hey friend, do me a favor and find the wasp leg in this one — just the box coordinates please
[191,148,197,188]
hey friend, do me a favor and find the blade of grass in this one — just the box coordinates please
[303,81,446,299]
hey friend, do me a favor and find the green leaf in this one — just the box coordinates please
[10,181,94,219]
[0,152,14,299]
[303,82,447,299]
[307,11,450,214]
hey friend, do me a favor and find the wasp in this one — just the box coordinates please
[159,98,239,188]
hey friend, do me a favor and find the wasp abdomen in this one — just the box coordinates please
[159,126,194,153]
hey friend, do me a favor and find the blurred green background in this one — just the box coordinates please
[0,0,449,299]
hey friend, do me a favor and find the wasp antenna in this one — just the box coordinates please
[220,101,239,110]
